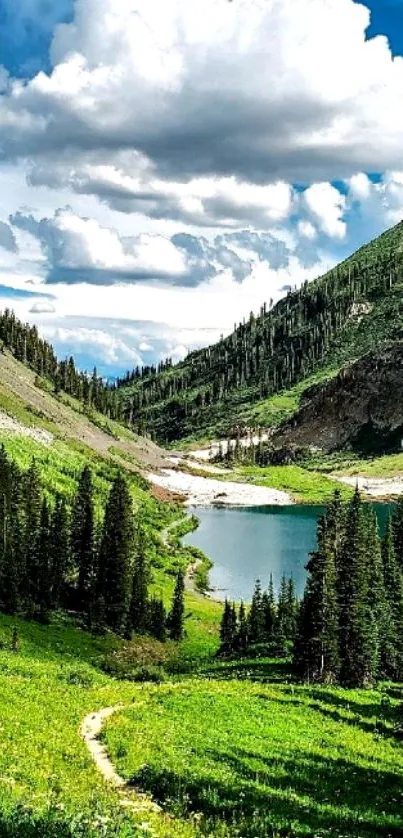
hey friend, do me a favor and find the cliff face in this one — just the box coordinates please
[273,343,403,453]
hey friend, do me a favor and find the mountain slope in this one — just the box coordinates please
[272,342,403,453]
[119,221,403,443]
[0,347,167,470]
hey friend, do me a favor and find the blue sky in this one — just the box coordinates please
[0,0,403,376]
[358,0,403,55]
[1,1,401,80]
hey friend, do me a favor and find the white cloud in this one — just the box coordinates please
[303,182,346,239]
[1,0,403,190]
[40,323,143,367]
[11,208,189,283]
[29,299,56,313]
[1,0,403,372]
[345,170,403,229]
[297,220,317,240]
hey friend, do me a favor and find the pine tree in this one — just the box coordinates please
[363,506,391,679]
[128,528,149,636]
[23,460,42,608]
[248,579,264,644]
[237,601,248,652]
[1,462,23,615]
[338,489,376,687]
[148,597,166,642]
[220,599,234,653]
[71,466,95,613]
[168,569,185,641]
[285,577,298,641]
[294,514,340,682]
[99,473,134,635]
[262,574,276,640]
[382,517,403,680]
[392,497,403,572]
[49,496,70,610]
[36,497,52,620]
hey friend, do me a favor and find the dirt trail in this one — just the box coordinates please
[184,558,203,593]
[80,705,161,813]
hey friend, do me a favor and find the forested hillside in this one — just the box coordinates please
[119,221,403,443]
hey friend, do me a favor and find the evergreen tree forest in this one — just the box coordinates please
[0,446,183,642]
[294,490,403,687]
[220,490,403,689]
[3,220,403,445]
[219,574,298,657]
[0,308,133,427]
[118,221,403,441]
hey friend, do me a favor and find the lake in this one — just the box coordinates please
[182,504,391,602]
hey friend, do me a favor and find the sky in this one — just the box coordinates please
[0,1,403,376]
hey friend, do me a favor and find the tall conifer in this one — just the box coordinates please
[294,514,339,682]
[99,473,134,634]
[168,569,185,641]
[71,466,95,613]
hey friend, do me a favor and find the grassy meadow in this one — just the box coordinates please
[104,677,403,838]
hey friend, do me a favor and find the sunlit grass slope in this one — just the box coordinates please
[104,677,403,838]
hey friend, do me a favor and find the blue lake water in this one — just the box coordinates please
[182,504,391,601]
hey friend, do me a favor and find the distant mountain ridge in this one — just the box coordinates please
[119,220,403,443]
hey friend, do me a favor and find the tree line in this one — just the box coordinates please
[0,448,184,642]
[219,575,298,657]
[295,490,403,686]
[219,490,403,689]
[0,309,135,428]
[119,228,403,441]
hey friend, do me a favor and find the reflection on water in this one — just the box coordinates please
[182,503,390,601]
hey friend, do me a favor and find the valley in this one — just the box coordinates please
[0,223,403,838]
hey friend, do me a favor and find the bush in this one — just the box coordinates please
[127,665,166,683]
[58,664,96,687]
[102,636,170,680]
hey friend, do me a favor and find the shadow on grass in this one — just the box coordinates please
[128,748,403,838]
[284,687,403,743]
[198,657,292,682]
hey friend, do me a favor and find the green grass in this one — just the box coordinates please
[338,452,403,478]
[223,464,352,504]
[0,600,221,838]
[56,392,142,443]
[0,381,59,435]
[104,678,403,838]
[247,367,340,427]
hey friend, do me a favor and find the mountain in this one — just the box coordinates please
[271,342,403,454]
[0,341,167,471]
[119,220,403,443]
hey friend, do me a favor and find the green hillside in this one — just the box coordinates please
[103,678,403,838]
[118,221,403,443]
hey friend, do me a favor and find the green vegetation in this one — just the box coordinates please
[0,380,59,435]
[224,463,353,504]
[295,491,403,686]
[103,678,403,838]
[118,221,403,443]
[0,613,217,838]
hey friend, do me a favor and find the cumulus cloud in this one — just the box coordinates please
[11,208,189,284]
[11,208,316,288]
[0,220,17,252]
[302,183,346,239]
[28,156,294,228]
[0,0,403,191]
[40,322,144,370]
[344,170,403,244]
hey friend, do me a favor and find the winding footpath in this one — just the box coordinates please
[80,706,161,814]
